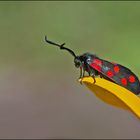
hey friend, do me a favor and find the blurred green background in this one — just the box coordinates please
[0,1,140,139]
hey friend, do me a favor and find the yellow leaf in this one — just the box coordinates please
[79,77,140,119]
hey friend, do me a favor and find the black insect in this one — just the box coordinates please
[45,36,140,95]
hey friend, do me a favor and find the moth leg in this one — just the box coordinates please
[92,75,96,83]
[79,67,83,85]
[100,75,103,78]
[90,72,96,83]
[87,65,96,83]
[79,67,82,79]
[82,69,85,77]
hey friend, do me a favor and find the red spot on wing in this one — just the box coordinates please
[121,78,127,86]
[91,63,101,72]
[106,70,114,77]
[114,66,120,73]
[90,59,102,72]
[129,75,135,83]
[94,59,102,66]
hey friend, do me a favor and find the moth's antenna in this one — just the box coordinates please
[45,36,76,58]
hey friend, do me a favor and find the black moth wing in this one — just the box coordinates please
[90,58,140,95]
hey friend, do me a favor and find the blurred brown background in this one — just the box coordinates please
[0,1,140,139]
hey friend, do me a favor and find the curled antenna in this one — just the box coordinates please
[45,36,76,58]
